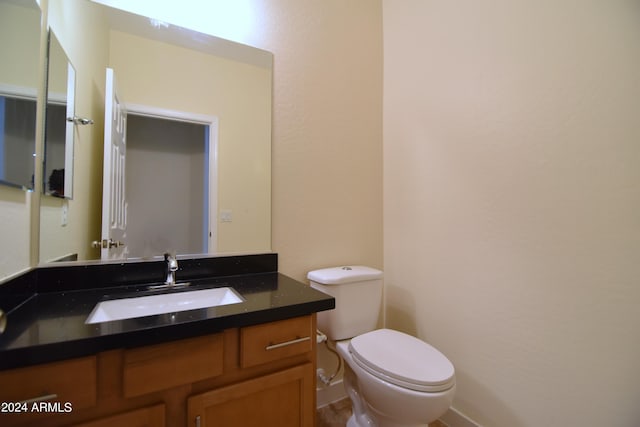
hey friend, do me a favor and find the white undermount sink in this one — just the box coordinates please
[85,287,244,324]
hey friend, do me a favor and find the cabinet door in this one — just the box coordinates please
[0,356,97,426]
[187,363,314,427]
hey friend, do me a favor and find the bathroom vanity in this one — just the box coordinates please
[0,254,334,426]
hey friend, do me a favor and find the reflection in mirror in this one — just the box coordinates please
[0,0,42,281]
[38,0,272,268]
[0,0,41,191]
[0,97,35,190]
[44,31,75,199]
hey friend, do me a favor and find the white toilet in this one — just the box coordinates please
[309,266,455,427]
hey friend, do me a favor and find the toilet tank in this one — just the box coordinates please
[308,266,383,341]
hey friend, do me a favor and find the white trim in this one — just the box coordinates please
[206,122,218,254]
[314,386,483,427]
[125,103,219,254]
[47,91,66,104]
[0,82,65,105]
[441,407,483,427]
[0,83,38,100]
[63,63,75,198]
[126,103,215,126]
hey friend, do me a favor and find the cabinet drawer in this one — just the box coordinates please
[73,404,165,427]
[0,356,97,411]
[123,333,224,397]
[240,315,313,368]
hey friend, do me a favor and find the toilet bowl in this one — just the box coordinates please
[336,329,455,427]
[309,266,456,427]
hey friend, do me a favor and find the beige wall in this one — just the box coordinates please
[0,188,30,279]
[0,1,40,89]
[259,1,384,280]
[384,1,640,426]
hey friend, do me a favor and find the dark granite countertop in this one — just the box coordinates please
[0,254,335,371]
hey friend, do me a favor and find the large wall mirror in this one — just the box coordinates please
[0,0,272,282]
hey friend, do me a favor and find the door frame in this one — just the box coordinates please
[126,103,219,254]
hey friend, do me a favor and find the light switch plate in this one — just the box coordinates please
[61,203,68,226]
[220,209,232,222]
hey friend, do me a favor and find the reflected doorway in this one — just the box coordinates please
[125,112,217,258]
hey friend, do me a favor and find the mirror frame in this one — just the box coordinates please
[28,0,49,274]
[44,29,76,200]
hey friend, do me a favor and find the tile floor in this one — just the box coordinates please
[316,398,447,427]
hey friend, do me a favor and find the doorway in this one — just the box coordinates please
[125,110,218,258]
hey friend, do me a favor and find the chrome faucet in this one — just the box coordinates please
[164,252,178,285]
[147,253,189,291]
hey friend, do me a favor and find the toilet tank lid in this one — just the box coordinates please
[307,266,383,285]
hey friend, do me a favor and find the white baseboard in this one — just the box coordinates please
[316,379,347,408]
[441,407,482,427]
[316,383,481,427]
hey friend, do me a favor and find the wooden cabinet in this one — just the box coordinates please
[72,404,165,427]
[0,315,316,427]
[0,356,97,426]
[123,334,224,397]
[0,356,97,410]
[188,316,316,427]
[240,315,313,368]
[188,363,314,427]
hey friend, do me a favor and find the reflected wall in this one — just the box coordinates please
[0,0,42,279]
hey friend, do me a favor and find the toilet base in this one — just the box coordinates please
[348,411,434,427]
[346,413,368,427]
[347,412,431,427]
[336,337,454,427]
[342,353,433,427]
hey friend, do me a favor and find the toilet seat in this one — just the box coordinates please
[348,329,455,393]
